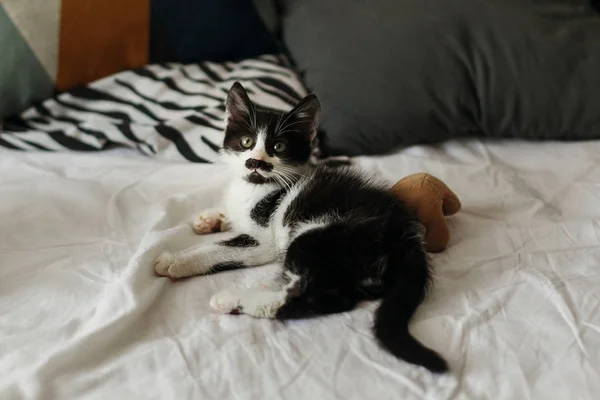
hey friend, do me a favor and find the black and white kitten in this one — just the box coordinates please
[154,82,447,373]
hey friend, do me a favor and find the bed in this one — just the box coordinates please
[2,136,600,399]
[2,1,600,395]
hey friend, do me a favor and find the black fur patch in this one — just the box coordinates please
[212,262,246,272]
[250,189,286,227]
[245,172,275,185]
[245,158,273,172]
[275,165,448,373]
[219,234,259,247]
[283,166,395,228]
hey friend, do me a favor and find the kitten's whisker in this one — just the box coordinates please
[277,170,298,190]
[271,174,283,189]
[272,172,292,192]
[241,119,254,132]
[280,172,294,191]
[277,167,303,181]
[276,120,306,137]
[275,107,311,137]
[278,174,298,190]
[251,101,258,131]
[273,168,297,191]
[279,171,298,184]
[275,109,295,136]
[275,110,285,132]
[274,168,295,182]
[278,165,302,174]
[278,175,293,190]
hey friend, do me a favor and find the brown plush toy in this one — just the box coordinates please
[391,173,461,253]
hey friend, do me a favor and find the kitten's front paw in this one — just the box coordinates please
[154,252,191,279]
[210,290,243,314]
[192,210,230,235]
[154,252,176,277]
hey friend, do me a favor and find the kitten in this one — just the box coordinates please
[154,82,448,373]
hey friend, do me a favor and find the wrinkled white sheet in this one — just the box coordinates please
[1,139,600,400]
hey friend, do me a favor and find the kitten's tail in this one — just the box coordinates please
[373,247,448,373]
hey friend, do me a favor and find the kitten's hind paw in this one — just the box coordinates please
[210,290,243,314]
[154,252,197,279]
[192,210,230,235]
[154,252,176,277]
[210,286,285,319]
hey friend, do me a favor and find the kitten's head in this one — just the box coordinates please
[221,82,321,185]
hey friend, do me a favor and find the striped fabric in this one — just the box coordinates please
[0,0,279,120]
[0,55,324,164]
[0,0,149,119]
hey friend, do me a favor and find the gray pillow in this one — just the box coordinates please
[280,0,600,156]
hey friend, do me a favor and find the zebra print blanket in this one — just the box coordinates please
[0,54,319,164]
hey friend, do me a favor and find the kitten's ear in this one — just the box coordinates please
[286,94,321,141]
[226,82,252,124]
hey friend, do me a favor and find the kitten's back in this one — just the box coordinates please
[284,165,406,227]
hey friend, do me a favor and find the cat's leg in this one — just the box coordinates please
[245,223,364,319]
[210,222,375,319]
[210,270,359,319]
[210,286,287,318]
[154,234,275,278]
[275,290,359,319]
[209,270,300,319]
[192,209,230,235]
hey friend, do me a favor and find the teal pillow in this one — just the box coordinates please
[0,5,54,120]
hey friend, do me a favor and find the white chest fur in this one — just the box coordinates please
[221,176,315,259]
[223,178,278,234]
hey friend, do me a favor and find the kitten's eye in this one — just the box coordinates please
[273,142,286,153]
[240,136,254,149]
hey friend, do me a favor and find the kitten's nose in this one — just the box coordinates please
[245,158,273,172]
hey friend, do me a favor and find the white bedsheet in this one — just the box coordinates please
[1,139,600,400]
